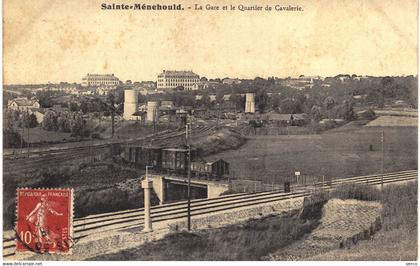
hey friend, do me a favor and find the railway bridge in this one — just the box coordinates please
[3,170,417,259]
[148,174,230,205]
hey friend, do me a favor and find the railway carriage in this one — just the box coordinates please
[191,159,229,179]
[161,148,198,173]
[124,145,229,179]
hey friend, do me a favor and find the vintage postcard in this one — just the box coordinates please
[2,0,418,263]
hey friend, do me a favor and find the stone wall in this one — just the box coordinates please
[169,197,304,231]
[207,183,230,198]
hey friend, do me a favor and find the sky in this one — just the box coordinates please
[3,0,418,84]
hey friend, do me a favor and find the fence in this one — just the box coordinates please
[242,126,317,136]
[228,175,335,194]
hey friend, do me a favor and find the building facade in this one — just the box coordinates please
[8,97,40,111]
[157,70,200,90]
[81,74,121,87]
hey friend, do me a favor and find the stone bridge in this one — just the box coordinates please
[148,174,230,204]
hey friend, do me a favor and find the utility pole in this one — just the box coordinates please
[111,108,115,138]
[216,103,220,128]
[381,130,384,193]
[186,117,192,231]
[27,127,30,158]
[20,127,23,154]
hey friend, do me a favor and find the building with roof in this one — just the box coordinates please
[222,78,242,85]
[81,74,121,87]
[157,70,200,90]
[7,97,40,111]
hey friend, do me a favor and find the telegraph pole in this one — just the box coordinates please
[381,130,384,193]
[186,119,192,231]
[20,127,23,154]
[27,126,30,158]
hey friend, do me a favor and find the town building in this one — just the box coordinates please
[192,80,220,90]
[157,70,200,90]
[81,74,121,87]
[7,97,40,111]
[222,78,242,85]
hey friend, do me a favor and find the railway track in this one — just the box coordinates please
[2,170,417,258]
[3,125,214,175]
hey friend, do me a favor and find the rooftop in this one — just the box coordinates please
[8,97,38,107]
[158,70,199,78]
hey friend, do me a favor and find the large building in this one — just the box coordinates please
[157,70,200,90]
[81,74,121,87]
[8,97,40,111]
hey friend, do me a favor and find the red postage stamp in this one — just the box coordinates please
[15,188,74,254]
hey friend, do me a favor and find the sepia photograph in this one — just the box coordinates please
[2,0,418,262]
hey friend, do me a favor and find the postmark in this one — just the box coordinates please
[15,188,74,254]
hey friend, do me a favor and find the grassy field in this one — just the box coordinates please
[19,127,75,143]
[365,116,417,127]
[206,126,417,184]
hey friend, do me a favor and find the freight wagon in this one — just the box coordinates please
[190,159,229,179]
[124,145,229,179]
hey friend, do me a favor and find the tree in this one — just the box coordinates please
[57,115,70,132]
[230,92,245,110]
[42,111,58,131]
[200,92,211,108]
[339,99,356,121]
[27,114,38,128]
[280,98,297,114]
[5,110,20,129]
[366,87,384,108]
[80,101,89,114]
[3,129,25,148]
[69,102,79,112]
[36,91,54,108]
[323,96,336,110]
[215,90,224,105]
[255,89,269,113]
[69,114,89,137]
[17,112,27,128]
[270,94,281,111]
[310,105,322,122]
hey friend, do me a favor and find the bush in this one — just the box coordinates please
[32,166,75,187]
[359,108,376,120]
[3,129,25,148]
[330,183,381,201]
[91,133,102,139]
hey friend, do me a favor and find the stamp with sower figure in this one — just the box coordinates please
[15,188,74,254]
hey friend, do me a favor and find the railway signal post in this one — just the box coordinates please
[142,165,153,232]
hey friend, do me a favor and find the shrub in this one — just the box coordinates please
[32,166,75,187]
[3,129,25,148]
[359,108,376,120]
[91,133,102,139]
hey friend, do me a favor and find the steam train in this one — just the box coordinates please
[124,145,230,179]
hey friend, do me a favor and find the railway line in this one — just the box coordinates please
[3,169,417,258]
[3,125,215,175]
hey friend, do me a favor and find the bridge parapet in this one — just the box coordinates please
[148,174,229,204]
